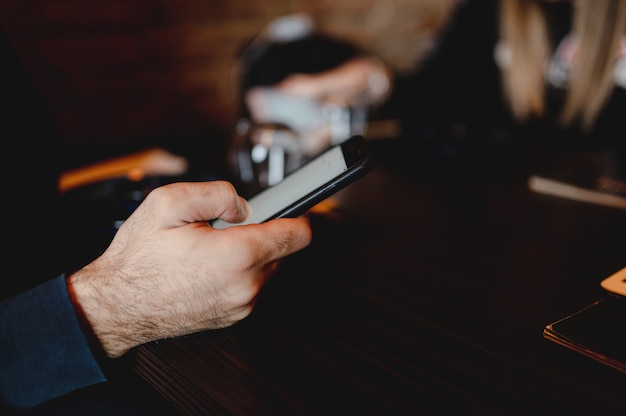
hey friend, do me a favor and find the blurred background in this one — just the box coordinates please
[0,0,458,171]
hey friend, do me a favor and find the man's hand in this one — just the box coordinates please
[69,181,312,358]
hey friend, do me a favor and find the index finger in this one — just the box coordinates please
[221,216,313,263]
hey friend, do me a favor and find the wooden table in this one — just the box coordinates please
[131,139,626,415]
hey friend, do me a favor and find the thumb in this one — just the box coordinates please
[139,181,251,228]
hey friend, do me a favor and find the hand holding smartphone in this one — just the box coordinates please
[212,135,373,229]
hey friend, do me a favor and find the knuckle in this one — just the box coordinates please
[227,279,261,309]
[230,304,254,323]
[212,180,237,200]
[214,182,241,211]
[144,183,179,208]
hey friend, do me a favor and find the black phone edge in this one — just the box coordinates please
[264,135,374,221]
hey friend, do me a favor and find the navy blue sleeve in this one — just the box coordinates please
[0,275,107,410]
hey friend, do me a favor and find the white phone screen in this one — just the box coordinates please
[212,145,347,229]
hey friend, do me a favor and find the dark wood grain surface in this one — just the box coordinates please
[131,139,626,415]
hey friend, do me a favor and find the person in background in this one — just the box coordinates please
[275,0,626,182]
[228,14,392,196]
[0,28,312,412]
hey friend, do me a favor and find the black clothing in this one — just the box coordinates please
[381,0,626,176]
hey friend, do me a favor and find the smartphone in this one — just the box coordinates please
[211,135,373,229]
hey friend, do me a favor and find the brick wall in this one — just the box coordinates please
[0,0,458,163]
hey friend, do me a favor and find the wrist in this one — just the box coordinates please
[66,273,110,362]
[67,262,137,359]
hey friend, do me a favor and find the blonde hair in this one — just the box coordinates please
[499,0,626,131]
